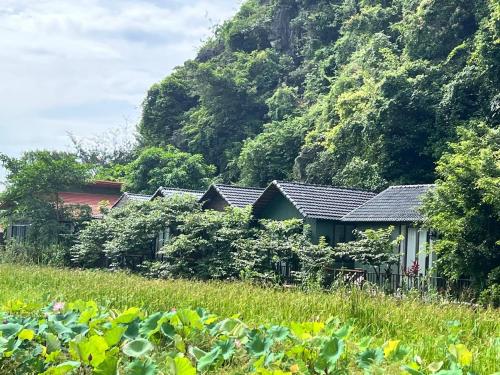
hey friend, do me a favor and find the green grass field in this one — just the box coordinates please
[0,264,498,373]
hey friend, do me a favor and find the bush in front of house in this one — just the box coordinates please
[161,213,312,282]
[160,206,254,280]
[70,196,323,284]
[70,195,200,268]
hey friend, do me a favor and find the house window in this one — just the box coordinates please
[155,227,171,258]
[10,224,29,241]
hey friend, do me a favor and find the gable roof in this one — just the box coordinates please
[200,184,265,208]
[253,180,377,220]
[111,192,151,209]
[151,186,204,201]
[341,184,434,223]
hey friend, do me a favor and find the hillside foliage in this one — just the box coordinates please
[137,0,499,188]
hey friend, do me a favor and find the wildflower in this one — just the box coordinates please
[290,364,299,373]
[235,339,242,349]
[53,302,65,313]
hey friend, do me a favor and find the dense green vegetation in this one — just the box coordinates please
[70,195,331,285]
[137,0,499,189]
[0,152,92,244]
[423,124,500,290]
[2,0,499,287]
[0,264,498,373]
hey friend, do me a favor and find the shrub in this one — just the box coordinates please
[160,207,254,279]
[71,195,200,268]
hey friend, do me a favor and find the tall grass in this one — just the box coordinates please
[0,264,498,373]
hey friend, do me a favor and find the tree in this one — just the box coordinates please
[137,66,199,148]
[331,157,387,191]
[238,117,309,187]
[123,146,216,194]
[334,226,402,278]
[422,122,499,285]
[0,151,91,244]
[266,85,300,121]
[69,125,137,167]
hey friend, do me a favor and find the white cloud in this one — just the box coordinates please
[0,0,241,188]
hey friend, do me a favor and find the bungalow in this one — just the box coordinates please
[4,180,123,241]
[111,192,151,209]
[199,184,265,210]
[252,181,377,245]
[341,184,435,275]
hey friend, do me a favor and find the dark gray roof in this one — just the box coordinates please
[151,186,204,200]
[111,192,151,209]
[341,184,434,223]
[254,181,377,220]
[200,184,265,208]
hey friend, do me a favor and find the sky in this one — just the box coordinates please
[0,0,240,188]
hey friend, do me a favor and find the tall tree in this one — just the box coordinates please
[124,147,216,194]
[422,122,500,285]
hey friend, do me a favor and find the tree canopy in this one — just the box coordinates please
[123,146,216,194]
[423,123,500,285]
[136,0,499,188]
[0,151,91,243]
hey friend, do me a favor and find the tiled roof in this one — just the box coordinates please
[125,193,151,201]
[341,184,434,222]
[253,181,377,220]
[58,192,121,218]
[200,184,265,208]
[111,192,151,209]
[152,186,204,200]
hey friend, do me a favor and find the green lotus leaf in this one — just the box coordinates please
[124,320,140,340]
[246,333,272,358]
[139,312,164,337]
[216,339,236,361]
[126,359,158,375]
[188,346,206,361]
[44,332,61,353]
[166,355,196,375]
[197,346,222,372]
[114,307,141,324]
[94,347,120,375]
[0,323,22,339]
[356,348,383,369]
[160,322,175,339]
[41,361,81,375]
[122,338,153,358]
[76,335,109,367]
[315,337,345,373]
[104,324,126,346]
[267,325,289,341]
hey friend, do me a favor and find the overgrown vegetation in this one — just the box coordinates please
[423,124,500,289]
[71,195,321,285]
[137,0,499,188]
[0,265,498,374]
[0,151,92,245]
[0,300,489,374]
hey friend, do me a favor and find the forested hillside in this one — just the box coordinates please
[138,0,499,189]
